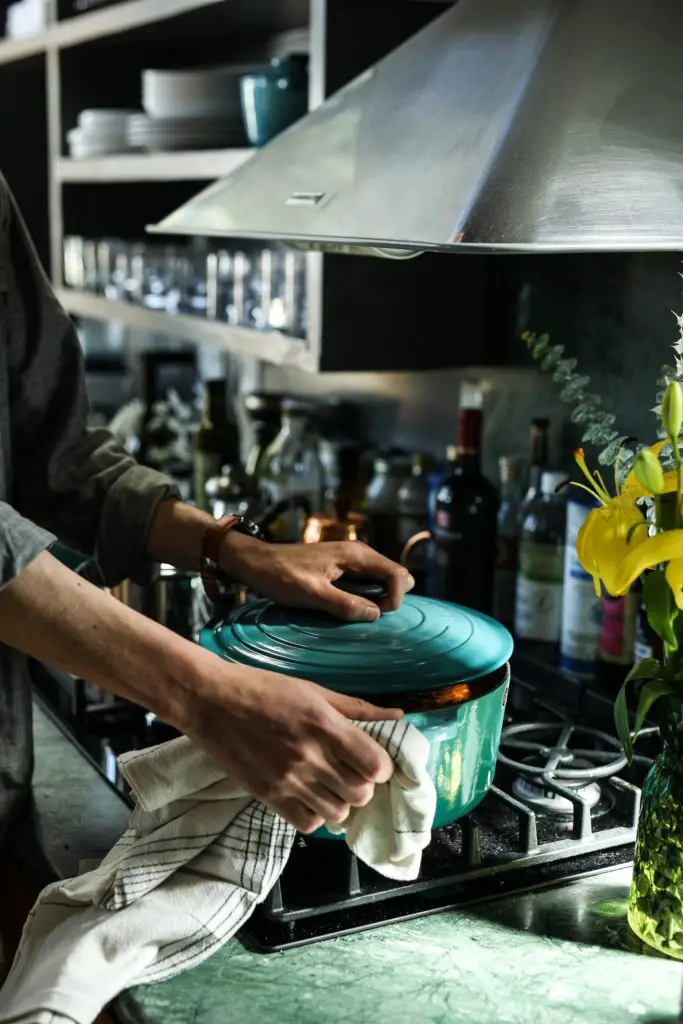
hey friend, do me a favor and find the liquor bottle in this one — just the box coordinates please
[492,456,524,630]
[523,417,551,507]
[194,380,241,512]
[515,470,568,659]
[428,390,498,613]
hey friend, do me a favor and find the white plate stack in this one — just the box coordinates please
[133,65,255,151]
[67,109,139,159]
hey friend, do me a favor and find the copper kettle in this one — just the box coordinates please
[302,510,371,544]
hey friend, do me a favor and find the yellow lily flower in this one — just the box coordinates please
[572,448,683,607]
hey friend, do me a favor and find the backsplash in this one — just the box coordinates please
[263,251,683,479]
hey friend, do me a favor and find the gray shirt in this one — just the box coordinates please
[0,174,179,842]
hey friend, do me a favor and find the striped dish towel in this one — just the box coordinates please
[0,718,435,1024]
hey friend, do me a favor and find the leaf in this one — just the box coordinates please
[614,678,633,763]
[625,657,661,682]
[634,679,676,739]
[643,569,678,649]
[598,436,629,466]
[552,357,577,382]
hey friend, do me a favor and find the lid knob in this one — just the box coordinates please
[333,573,388,603]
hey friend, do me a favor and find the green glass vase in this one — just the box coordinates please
[628,699,683,958]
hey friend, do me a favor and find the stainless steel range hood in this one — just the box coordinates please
[151,0,683,255]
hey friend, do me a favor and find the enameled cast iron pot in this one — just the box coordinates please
[199,576,513,838]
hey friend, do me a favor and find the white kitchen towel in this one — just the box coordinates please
[0,718,435,1024]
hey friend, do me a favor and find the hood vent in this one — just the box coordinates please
[151,0,683,255]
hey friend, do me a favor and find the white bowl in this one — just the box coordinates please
[79,108,140,130]
[142,65,261,119]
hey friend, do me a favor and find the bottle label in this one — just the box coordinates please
[600,593,638,665]
[515,541,564,642]
[561,500,601,676]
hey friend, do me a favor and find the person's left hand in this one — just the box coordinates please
[220,534,415,621]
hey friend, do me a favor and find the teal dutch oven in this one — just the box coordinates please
[198,575,513,836]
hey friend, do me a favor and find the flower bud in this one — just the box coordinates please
[661,380,683,440]
[633,449,665,495]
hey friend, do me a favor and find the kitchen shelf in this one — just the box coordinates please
[56,288,314,368]
[0,0,229,65]
[56,149,254,183]
[0,0,310,66]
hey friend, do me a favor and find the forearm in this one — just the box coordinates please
[0,549,209,730]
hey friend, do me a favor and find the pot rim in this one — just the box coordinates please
[364,662,510,713]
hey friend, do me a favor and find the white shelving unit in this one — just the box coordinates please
[56,288,315,367]
[55,149,254,183]
[0,0,250,64]
[1,0,450,374]
[14,0,318,368]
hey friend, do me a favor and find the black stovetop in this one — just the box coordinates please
[31,652,658,952]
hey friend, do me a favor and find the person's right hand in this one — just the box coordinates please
[182,660,403,833]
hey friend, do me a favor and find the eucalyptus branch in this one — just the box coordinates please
[521,331,632,478]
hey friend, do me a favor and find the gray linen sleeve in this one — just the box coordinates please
[0,501,55,592]
[0,176,180,586]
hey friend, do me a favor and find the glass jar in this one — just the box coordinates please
[261,398,324,541]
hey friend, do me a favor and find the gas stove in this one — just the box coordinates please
[31,652,658,952]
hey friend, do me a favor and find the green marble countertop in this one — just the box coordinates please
[114,866,681,1024]
[17,698,683,1024]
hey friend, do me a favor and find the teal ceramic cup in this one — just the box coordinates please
[240,56,308,147]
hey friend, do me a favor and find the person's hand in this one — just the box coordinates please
[220,535,415,622]
[182,657,403,832]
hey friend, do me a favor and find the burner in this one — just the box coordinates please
[499,722,625,822]
[512,766,603,818]
[498,722,627,780]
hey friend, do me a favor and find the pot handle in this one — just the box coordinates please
[333,573,388,603]
[400,530,431,569]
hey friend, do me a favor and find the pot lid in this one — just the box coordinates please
[199,593,512,697]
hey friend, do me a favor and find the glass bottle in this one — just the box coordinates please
[492,455,524,631]
[428,394,498,614]
[194,380,241,512]
[261,398,324,541]
[397,453,433,593]
[363,454,411,562]
[515,469,568,657]
[243,392,284,493]
[523,417,550,508]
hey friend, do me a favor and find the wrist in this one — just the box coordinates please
[218,528,264,580]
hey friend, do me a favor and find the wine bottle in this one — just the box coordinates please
[428,390,498,613]
[194,380,241,512]
[523,417,550,507]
